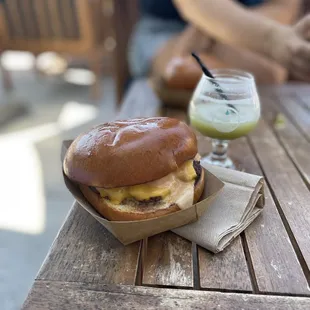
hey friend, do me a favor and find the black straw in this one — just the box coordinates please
[191,52,237,111]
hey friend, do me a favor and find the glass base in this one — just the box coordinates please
[201,153,236,170]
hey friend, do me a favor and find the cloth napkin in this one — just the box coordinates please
[173,163,265,253]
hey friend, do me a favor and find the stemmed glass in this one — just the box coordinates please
[189,69,260,169]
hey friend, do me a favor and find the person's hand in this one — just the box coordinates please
[271,15,310,81]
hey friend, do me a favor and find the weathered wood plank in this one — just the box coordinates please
[130,83,251,291]
[4,0,25,37]
[20,0,39,38]
[272,91,310,141]
[164,97,253,291]
[142,232,193,287]
[33,0,52,38]
[119,82,194,288]
[37,203,140,285]
[248,118,310,276]
[188,93,310,294]
[117,79,163,119]
[46,0,63,38]
[295,93,310,110]
[59,0,78,39]
[260,94,310,187]
[196,131,309,294]
[131,85,253,291]
[23,281,310,310]
[199,237,252,291]
[230,137,310,294]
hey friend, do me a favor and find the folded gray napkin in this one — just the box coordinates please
[173,163,265,253]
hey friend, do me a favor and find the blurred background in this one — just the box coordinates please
[1,0,310,309]
[0,1,138,309]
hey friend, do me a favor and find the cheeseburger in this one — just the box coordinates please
[63,117,204,221]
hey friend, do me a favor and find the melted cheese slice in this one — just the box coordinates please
[97,159,197,209]
[177,160,197,182]
[129,185,170,201]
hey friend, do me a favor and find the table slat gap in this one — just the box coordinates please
[142,232,194,287]
[23,281,310,310]
[261,94,310,190]
[294,93,310,112]
[164,105,252,292]
[273,92,310,143]
[198,236,252,292]
[240,232,259,294]
[134,241,143,286]
[265,180,310,284]
[230,137,309,295]
[246,136,310,285]
[37,203,141,285]
[191,242,201,290]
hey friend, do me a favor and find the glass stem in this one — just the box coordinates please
[210,139,229,161]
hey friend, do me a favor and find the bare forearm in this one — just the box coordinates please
[173,0,284,58]
[253,0,301,25]
[210,42,288,84]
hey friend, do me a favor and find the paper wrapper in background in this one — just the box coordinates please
[173,163,265,253]
[63,168,224,245]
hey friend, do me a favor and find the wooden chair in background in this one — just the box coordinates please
[0,0,139,104]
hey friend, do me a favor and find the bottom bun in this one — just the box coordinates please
[79,169,205,221]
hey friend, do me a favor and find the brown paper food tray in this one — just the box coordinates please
[62,141,224,245]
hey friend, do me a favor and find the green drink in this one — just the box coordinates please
[189,101,259,140]
[188,69,261,169]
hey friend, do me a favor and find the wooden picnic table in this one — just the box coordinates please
[23,79,310,309]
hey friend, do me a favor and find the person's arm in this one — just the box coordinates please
[173,0,281,57]
[160,40,287,90]
[173,0,310,81]
[152,25,287,88]
[253,0,301,25]
[208,41,287,84]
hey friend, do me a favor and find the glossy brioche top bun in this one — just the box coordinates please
[63,117,198,188]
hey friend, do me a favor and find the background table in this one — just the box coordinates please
[23,80,310,309]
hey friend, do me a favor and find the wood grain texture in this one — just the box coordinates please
[273,91,310,141]
[261,94,310,187]
[33,0,53,38]
[46,0,63,38]
[24,81,310,310]
[198,237,252,291]
[171,105,260,293]
[37,202,140,285]
[117,80,163,119]
[19,0,39,38]
[296,93,310,110]
[230,137,310,294]
[59,0,78,39]
[75,0,96,46]
[165,108,253,292]
[248,118,310,275]
[0,4,9,43]
[142,232,193,287]
[4,0,25,37]
[23,281,310,310]
[118,81,193,288]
